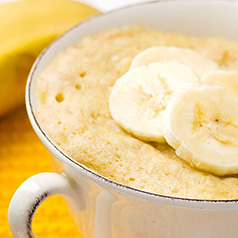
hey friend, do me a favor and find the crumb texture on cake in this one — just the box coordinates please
[35,25,238,200]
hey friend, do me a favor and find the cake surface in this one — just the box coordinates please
[35,25,238,200]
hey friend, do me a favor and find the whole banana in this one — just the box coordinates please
[0,0,99,117]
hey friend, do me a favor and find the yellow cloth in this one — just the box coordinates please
[0,107,82,237]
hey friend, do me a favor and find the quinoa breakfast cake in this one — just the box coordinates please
[34,24,238,200]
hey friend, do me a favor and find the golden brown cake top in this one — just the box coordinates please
[35,25,238,200]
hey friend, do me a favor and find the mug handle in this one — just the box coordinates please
[8,172,83,238]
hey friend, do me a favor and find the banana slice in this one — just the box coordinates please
[163,86,238,176]
[109,61,199,142]
[202,70,238,98]
[130,46,218,78]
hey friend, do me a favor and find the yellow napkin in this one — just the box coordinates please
[0,107,83,237]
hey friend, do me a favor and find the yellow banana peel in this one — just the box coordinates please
[0,0,99,117]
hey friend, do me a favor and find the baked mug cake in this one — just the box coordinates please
[34,24,238,200]
[9,1,238,238]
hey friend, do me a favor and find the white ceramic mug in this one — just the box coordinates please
[8,1,238,237]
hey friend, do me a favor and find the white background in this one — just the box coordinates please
[79,0,154,11]
[0,0,153,12]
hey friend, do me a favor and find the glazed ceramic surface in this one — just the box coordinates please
[8,1,238,237]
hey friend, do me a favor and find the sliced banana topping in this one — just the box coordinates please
[202,70,238,98]
[130,46,218,78]
[109,61,199,142]
[110,46,238,176]
[163,86,238,176]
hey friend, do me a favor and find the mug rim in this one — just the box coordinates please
[26,0,238,206]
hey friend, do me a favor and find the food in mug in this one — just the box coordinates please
[35,25,238,200]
